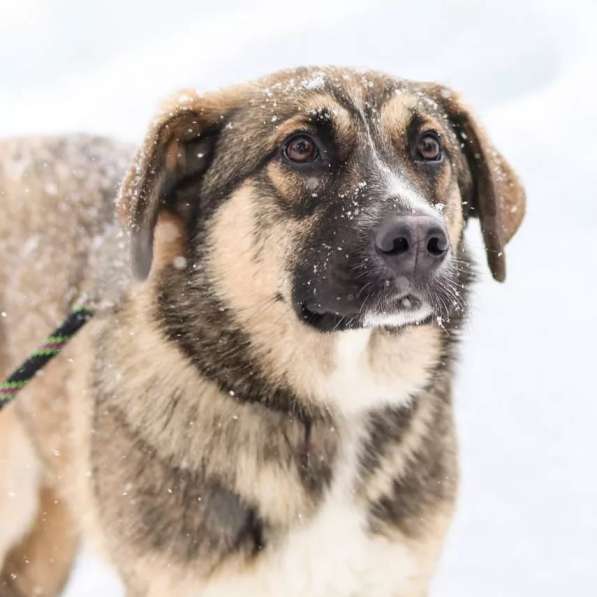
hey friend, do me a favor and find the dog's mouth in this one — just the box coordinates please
[298,292,434,332]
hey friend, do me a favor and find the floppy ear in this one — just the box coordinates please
[118,90,229,279]
[422,85,526,282]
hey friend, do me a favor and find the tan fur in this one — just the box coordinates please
[271,95,354,146]
[0,408,41,572]
[379,95,417,145]
[0,485,78,597]
[207,182,335,403]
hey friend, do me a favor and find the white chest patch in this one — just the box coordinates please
[192,418,425,597]
[321,328,430,415]
[324,329,393,414]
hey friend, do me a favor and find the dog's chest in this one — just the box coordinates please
[190,330,432,596]
[195,426,419,597]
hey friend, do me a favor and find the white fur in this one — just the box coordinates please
[321,325,431,415]
[323,329,397,414]
[362,306,433,330]
[384,170,437,217]
[362,119,436,218]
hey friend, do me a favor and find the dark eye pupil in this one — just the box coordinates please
[294,141,309,154]
[286,136,317,162]
[418,134,441,160]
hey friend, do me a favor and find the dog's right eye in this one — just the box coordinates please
[283,134,319,164]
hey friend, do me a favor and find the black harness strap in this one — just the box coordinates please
[0,307,94,411]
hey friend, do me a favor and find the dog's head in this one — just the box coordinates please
[119,67,525,336]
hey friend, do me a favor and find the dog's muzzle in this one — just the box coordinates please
[293,213,450,332]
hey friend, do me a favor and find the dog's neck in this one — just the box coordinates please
[92,281,452,488]
[89,285,456,567]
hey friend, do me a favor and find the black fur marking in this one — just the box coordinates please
[295,418,335,495]
[155,260,320,423]
[326,87,365,123]
[92,401,267,566]
[366,386,458,538]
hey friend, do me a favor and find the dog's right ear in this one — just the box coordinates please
[118,90,232,280]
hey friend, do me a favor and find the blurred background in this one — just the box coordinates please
[2,0,596,595]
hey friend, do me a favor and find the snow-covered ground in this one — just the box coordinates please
[2,0,596,594]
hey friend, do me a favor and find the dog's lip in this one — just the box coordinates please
[383,293,423,312]
[297,303,358,332]
[297,293,432,332]
[300,292,424,319]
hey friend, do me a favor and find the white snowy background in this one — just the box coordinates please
[2,0,596,595]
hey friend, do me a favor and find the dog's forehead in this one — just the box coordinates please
[256,67,396,104]
[204,68,452,186]
[233,68,442,133]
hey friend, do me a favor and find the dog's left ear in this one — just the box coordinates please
[118,90,234,279]
[421,84,526,282]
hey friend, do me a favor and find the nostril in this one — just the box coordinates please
[385,236,409,256]
[375,225,411,255]
[427,234,448,257]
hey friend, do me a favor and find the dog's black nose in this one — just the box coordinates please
[374,215,449,279]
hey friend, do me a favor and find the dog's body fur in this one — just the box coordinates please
[0,67,524,596]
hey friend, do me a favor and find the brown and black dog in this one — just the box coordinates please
[0,66,525,596]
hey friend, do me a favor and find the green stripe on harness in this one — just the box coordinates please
[0,307,94,409]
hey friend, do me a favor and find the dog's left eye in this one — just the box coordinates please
[415,132,443,162]
[284,134,319,163]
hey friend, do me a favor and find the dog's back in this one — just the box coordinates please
[0,135,131,375]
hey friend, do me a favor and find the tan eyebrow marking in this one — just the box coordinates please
[379,94,446,146]
[379,95,417,142]
[271,95,356,147]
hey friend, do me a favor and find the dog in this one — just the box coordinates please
[0,66,525,597]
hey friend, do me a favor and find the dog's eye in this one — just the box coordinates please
[284,135,319,163]
[416,132,443,162]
